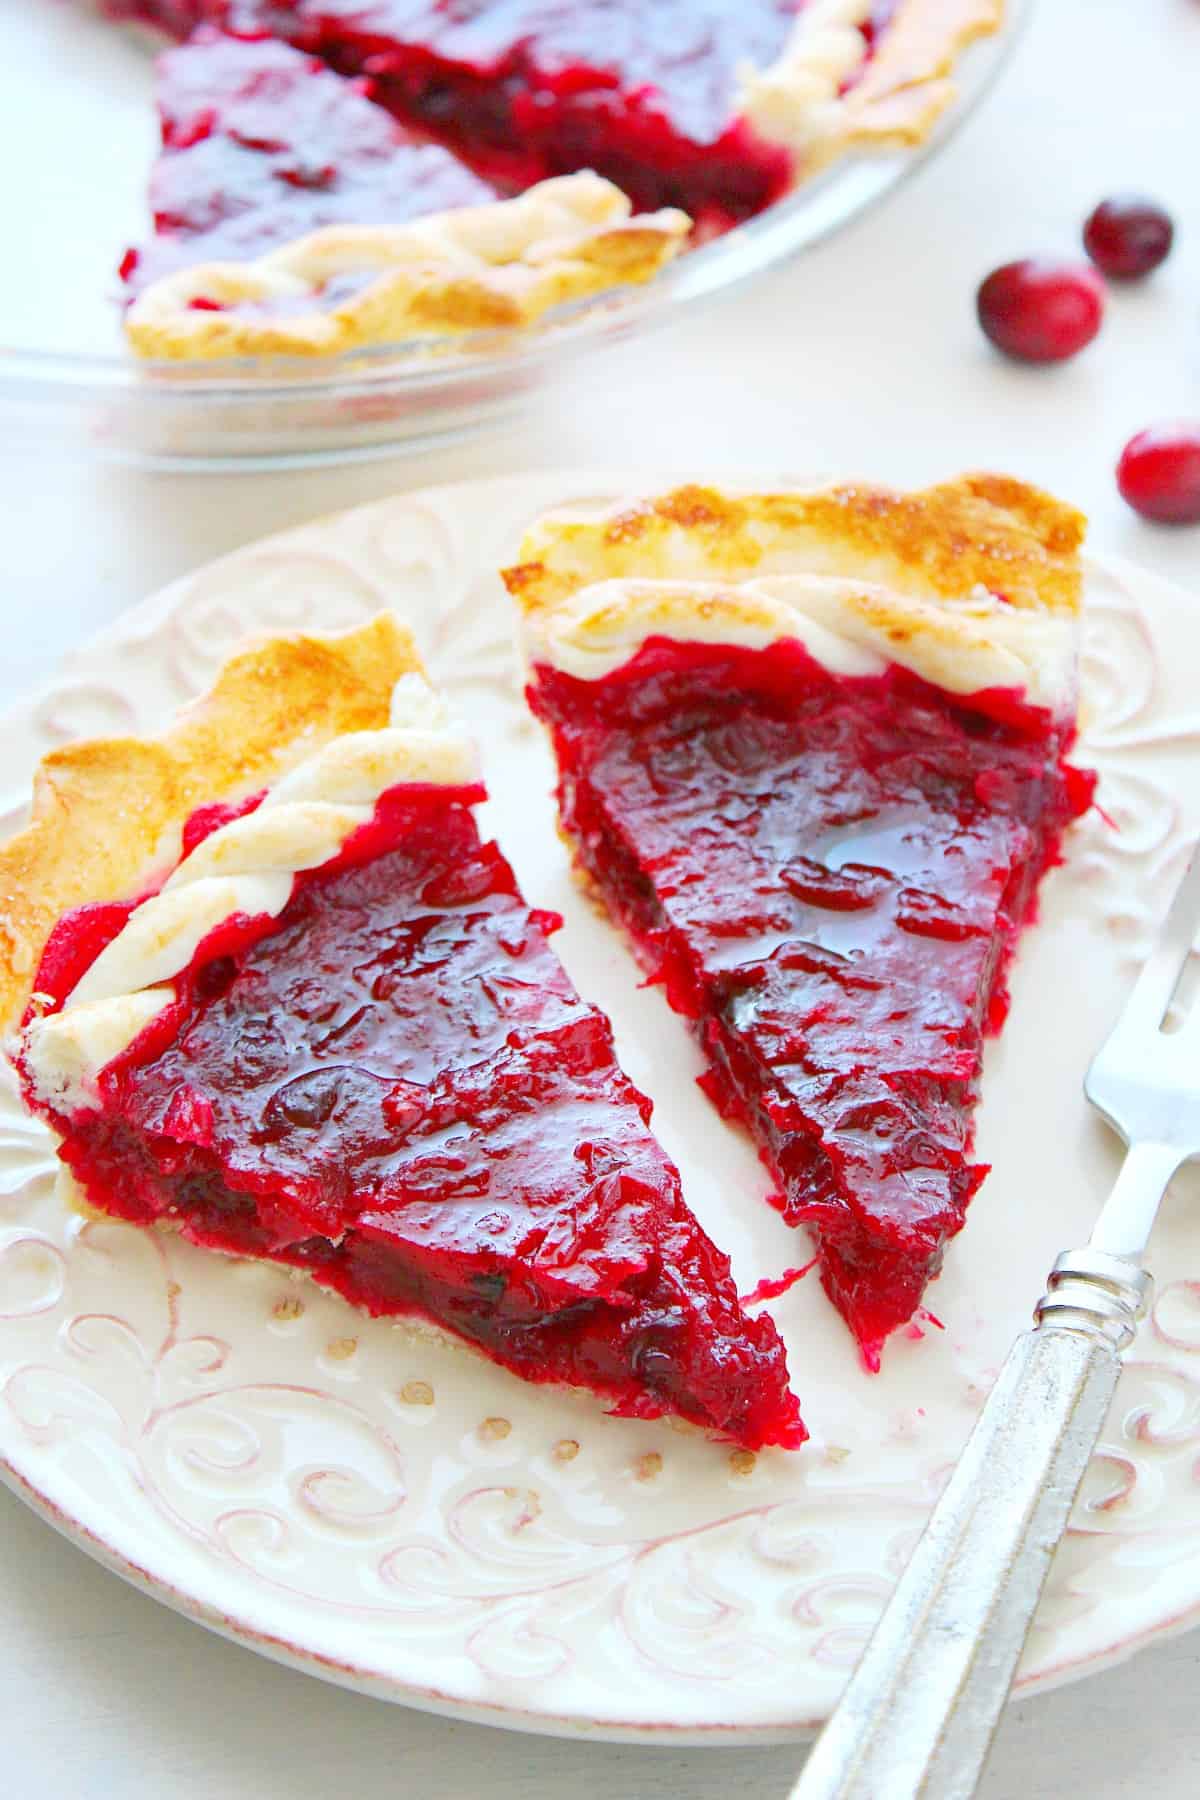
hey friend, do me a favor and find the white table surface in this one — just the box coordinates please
[4,0,1200,1793]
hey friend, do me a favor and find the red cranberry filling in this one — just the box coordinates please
[528,638,1093,1366]
[124,29,496,294]
[104,1,893,234]
[23,783,803,1451]
[299,0,801,224]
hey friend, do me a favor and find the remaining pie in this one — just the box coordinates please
[2,616,803,1450]
[98,2,1003,357]
[505,477,1094,1366]
[121,31,690,358]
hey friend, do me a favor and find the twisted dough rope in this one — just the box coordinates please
[739,0,877,154]
[126,172,691,361]
[517,570,1080,715]
[741,0,1004,163]
[22,675,477,1114]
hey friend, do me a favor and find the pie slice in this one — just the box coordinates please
[505,478,1094,1366]
[120,27,498,297]
[104,2,1004,232]
[3,616,802,1450]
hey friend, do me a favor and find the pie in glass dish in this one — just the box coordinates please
[98,1,1003,357]
[108,2,1004,225]
[505,477,1095,1367]
[1,617,803,1451]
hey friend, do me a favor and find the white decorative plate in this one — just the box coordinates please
[1,473,1198,1743]
[6,8,1027,469]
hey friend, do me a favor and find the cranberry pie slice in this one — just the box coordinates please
[121,28,499,297]
[3,617,802,1450]
[506,478,1094,1366]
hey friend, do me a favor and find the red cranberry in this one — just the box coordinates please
[976,260,1105,363]
[1117,424,1200,524]
[1084,196,1174,279]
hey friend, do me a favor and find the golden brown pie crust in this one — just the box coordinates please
[503,475,1085,624]
[832,0,1006,157]
[0,615,420,1031]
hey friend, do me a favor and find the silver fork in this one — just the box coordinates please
[791,843,1200,1800]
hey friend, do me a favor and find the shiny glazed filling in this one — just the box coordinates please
[301,0,803,224]
[106,0,894,232]
[527,637,1095,1366]
[121,29,495,293]
[22,783,803,1451]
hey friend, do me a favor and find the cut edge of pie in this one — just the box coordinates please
[503,475,1092,1364]
[125,171,691,361]
[4,615,804,1452]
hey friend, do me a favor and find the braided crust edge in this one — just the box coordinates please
[0,615,420,1030]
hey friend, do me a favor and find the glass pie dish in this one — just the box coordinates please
[2,1,1029,471]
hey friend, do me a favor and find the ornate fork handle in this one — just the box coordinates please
[790,1250,1153,1800]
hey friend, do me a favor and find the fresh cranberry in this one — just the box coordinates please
[1083,196,1174,279]
[976,260,1105,363]
[1117,424,1200,524]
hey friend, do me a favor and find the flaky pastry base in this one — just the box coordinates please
[126,173,690,362]
[0,615,420,1032]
